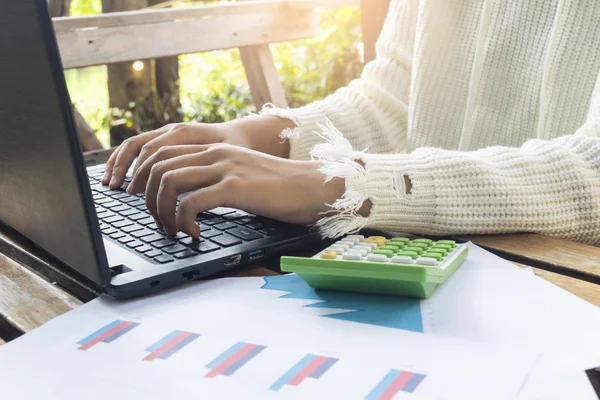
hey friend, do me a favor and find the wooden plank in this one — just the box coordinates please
[52,1,313,32]
[240,44,289,109]
[0,253,82,341]
[56,7,319,69]
[461,234,600,284]
[513,263,600,308]
[360,0,390,63]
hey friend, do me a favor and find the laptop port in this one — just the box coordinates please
[110,265,132,276]
[182,269,199,281]
[248,249,264,261]
[224,254,242,267]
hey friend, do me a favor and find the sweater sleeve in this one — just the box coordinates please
[259,0,417,159]
[314,71,600,246]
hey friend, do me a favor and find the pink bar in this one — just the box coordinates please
[288,356,328,386]
[205,344,256,378]
[78,321,132,351]
[143,331,193,361]
[379,372,414,400]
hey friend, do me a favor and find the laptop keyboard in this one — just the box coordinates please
[87,170,281,264]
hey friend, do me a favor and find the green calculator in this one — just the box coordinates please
[280,235,468,298]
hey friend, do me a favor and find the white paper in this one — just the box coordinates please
[0,243,599,399]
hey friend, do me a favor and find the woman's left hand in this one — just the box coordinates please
[126,143,344,237]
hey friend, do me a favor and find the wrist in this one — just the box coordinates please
[228,116,295,158]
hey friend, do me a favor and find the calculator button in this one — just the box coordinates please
[412,238,433,245]
[349,247,368,257]
[328,247,345,255]
[321,250,338,259]
[417,257,438,265]
[340,237,360,245]
[337,239,358,247]
[367,254,388,262]
[358,242,377,249]
[389,237,410,245]
[364,236,386,246]
[432,244,452,251]
[380,245,400,252]
[346,235,364,240]
[404,246,424,254]
[373,249,394,258]
[342,252,362,260]
[421,252,443,261]
[333,243,351,251]
[392,256,413,264]
[427,248,448,257]
[353,244,373,253]
[408,242,429,250]
[397,250,418,259]
[436,240,456,248]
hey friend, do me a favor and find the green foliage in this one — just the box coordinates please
[64,2,363,144]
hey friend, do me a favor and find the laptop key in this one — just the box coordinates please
[121,224,143,233]
[99,222,110,230]
[142,233,167,243]
[163,244,188,254]
[174,249,198,259]
[94,197,113,205]
[103,201,123,209]
[129,212,150,221]
[215,222,237,231]
[189,240,219,253]
[145,249,162,258]
[97,211,114,219]
[200,229,222,239]
[139,217,155,225]
[112,219,134,228]
[223,211,252,220]
[110,231,126,239]
[154,255,174,264]
[152,239,178,249]
[111,205,129,213]
[119,196,139,204]
[111,193,130,200]
[104,215,124,224]
[106,189,124,196]
[236,217,254,225]
[102,227,117,235]
[118,208,138,216]
[228,227,263,241]
[126,240,144,248]
[147,223,159,230]
[118,236,135,244]
[211,234,242,247]
[246,222,264,230]
[196,213,213,221]
[209,207,237,216]
[135,244,153,253]
[131,229,154,238]
[136,204,148,211]
[259,227,279,236]
[203,218,224,226]
[129,199,146,207]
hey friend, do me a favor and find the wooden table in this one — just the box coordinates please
[1,232,599,344]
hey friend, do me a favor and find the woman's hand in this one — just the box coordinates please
[127,143,344,237]
[101,117,295,189]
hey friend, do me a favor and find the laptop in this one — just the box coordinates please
[0,0,318,299]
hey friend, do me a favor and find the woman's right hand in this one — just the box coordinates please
[101,116,295,189]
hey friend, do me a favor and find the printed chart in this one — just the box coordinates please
[77,319,140,350]
[269,354,338,391]
[365,369,427,400]
[205,342,266,378]
[143,330,200,361]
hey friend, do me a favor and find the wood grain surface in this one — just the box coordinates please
[462,234,600,282]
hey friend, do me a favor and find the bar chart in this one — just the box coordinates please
[269,353,339,391]
[77,319,140,350]
[143,330,201,361]
[205,342,267,378]
[365,369,426,400]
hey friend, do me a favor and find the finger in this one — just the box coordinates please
[145,152,221,227]
[108,128,166,189]
[155,166,225,235]
[101,146,122,185]
[132,125,208,176]
[128,145,210,194]
[177,182,232,238]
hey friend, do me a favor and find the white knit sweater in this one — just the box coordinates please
[260,0,600,245]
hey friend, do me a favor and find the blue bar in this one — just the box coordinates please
[269,354,316,391]
[158,333,201,360]
[365,369,401,400]
[206,342,247,369]
[402,373,426,393]
[77,320,123,345]
[309,357,338,379]
[222,345,266,376]
[104,322,140,343]
[145,330,181,352]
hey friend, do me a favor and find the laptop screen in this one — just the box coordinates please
[0,1,108,286]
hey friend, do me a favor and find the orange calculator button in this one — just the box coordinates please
[321,250,338,259]
[363,236,386,246]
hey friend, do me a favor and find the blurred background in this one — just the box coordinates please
[58,0,365,149]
